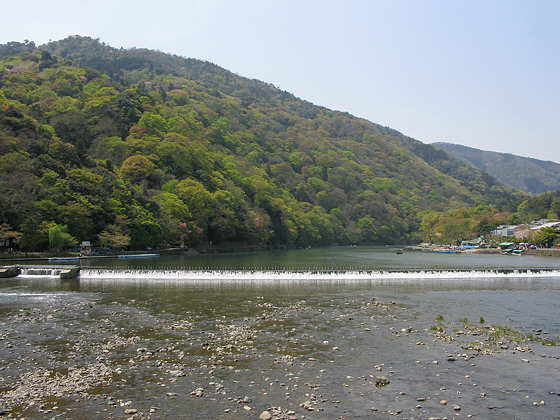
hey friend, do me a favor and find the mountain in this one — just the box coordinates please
[434,142,560,195]
[0,36,526,250]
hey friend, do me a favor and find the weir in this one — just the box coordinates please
[4,266,560,282]
[4,265,81,279]
[78,267,560,282]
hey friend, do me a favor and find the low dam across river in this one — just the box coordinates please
[0,265,81,279]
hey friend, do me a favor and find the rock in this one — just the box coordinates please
[301,400,314,411]
[168,370,185,377]
[191,388,204,397]
[124,408,138,414]
[259,411,272,420]
[375,376,390,385]
[453,404,461,411]
[439,400,447,405]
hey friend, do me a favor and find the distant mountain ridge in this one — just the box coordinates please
[433,143,560,194]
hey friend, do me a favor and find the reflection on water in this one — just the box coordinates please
[70,245,560,270]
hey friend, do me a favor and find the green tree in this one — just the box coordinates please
[127,205,162,248]
[532,227,558,248]
[175,179,214,228]
[120,155,155,183]
[48,224,76,251]
[137,112,169,138]
[98,216,131,250]
[0,223,21,249]
[357,216,378,243]
[20,218,45,251]
[474,218,497,237]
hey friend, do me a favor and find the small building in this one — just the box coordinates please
[490,225,517,237]
[530,221,560,231]
[80,241,93,256]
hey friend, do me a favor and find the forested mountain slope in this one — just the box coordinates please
[434,142,560,194]
[0,36,525,250]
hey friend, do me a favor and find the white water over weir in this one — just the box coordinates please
[79,268,560,282]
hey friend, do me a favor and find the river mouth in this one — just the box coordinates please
[1,248,560,418]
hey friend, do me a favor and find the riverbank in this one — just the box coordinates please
[0,243,295,263]
[405,245,560,258]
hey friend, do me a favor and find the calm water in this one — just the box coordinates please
[2,246,560,418]
[74,245,560,270]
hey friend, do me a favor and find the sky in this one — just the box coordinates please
[3,1,559,163]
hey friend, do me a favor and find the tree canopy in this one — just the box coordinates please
[0,37,528,251]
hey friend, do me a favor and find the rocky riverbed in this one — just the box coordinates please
[0,280,559,419]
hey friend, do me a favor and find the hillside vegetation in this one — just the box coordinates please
[0,37,525,251]
[434,142,560,194]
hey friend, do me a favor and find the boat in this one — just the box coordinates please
[396,249,403,254]
[49,257,79,261]
[117,253,160,259]
[501,248,523,255]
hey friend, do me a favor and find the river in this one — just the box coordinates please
[1,246,559,419]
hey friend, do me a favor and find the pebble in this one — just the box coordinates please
[375,376,390,385]
[191,388,204,397]
[259,411,272,420]
[301,400,314,411]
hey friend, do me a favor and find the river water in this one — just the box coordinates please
[1,246,560,419]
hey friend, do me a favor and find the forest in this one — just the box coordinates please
[0,36,543,252]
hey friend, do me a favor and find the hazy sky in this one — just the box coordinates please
[3,1,559,162]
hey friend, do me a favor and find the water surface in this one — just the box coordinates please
[1,246,559,419]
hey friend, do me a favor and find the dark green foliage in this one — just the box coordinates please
[516,191,560,222]
[0,36,527,250]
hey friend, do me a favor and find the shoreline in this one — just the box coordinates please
[0,243,295,263]
[405,246,560,258]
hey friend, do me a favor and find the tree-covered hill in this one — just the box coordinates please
[433,142,560,195]
[0,36,525,251]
